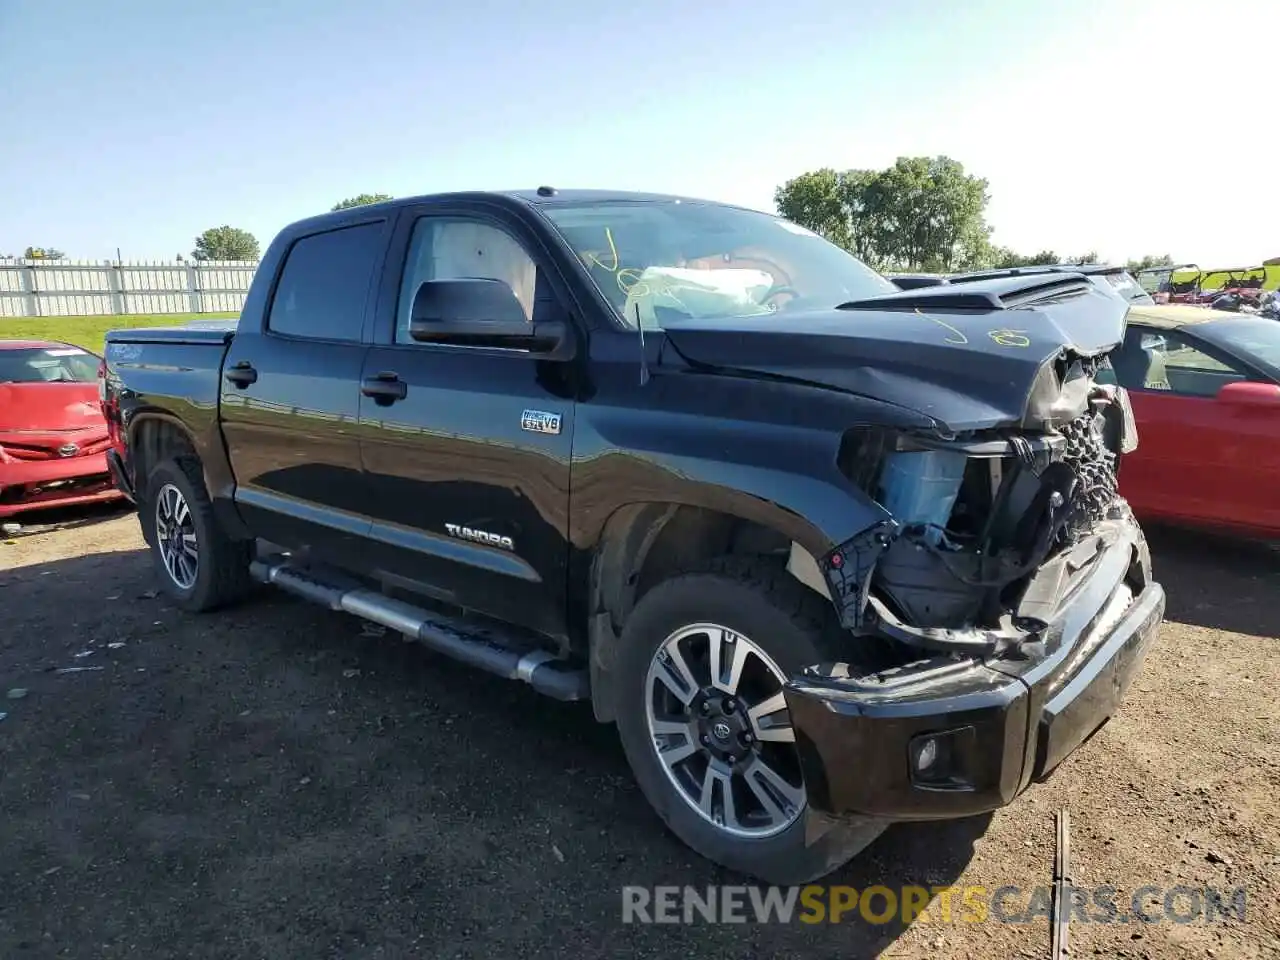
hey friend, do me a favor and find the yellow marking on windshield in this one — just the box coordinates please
[582,226,650,298]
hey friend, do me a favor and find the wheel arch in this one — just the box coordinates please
[128,414,198,497]
[585,500,839,724]
[126,411,251,540]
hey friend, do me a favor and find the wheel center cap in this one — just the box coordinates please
[711,720,732,741]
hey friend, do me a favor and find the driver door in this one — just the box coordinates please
[356,203,577,640]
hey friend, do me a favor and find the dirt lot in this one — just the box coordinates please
[1,507,1277,959]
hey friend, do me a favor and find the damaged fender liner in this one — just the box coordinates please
[783,516,1165,823]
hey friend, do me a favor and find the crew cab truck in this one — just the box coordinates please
[100,189,1165,884]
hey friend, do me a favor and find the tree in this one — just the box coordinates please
[331,193,392,211]
[1125,253,1174,275]
[192,226,260,261]
[23,246,66,260]
[774,168,856,254]
[775,156,992,272]
[986,246,1059,268]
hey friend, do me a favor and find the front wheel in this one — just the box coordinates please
[615,559,885,884]
[140,457,252,612]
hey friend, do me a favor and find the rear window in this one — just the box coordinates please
[0,347,99,383]
[267,222,384,342]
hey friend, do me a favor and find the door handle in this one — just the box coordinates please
[224,361,258,388]
[361,372,408,404]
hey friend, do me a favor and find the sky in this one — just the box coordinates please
[1,0,1276,267]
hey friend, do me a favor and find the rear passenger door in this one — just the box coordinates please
[219,217,390,565]
[356,202,576,640]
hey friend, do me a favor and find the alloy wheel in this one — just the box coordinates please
[644,622,806,838]
[154,482,198,590]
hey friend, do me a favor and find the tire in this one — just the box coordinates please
[141,456,252,612]
[614,557,886,885]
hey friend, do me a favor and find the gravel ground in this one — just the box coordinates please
[1,506,1277,959]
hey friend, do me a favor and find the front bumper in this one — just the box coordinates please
[0,451,124,518]
[784,515,1164,823]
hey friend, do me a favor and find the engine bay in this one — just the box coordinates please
[830,354,1140,655]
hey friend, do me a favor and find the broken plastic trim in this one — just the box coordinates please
[820,519,898,630]
[864,593,1020,656]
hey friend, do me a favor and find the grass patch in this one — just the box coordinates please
[0,313,238,352]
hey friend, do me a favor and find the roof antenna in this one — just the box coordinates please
[635,302,650,386]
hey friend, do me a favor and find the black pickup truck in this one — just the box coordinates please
[100,189,1165,884]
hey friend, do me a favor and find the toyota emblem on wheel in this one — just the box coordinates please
[712,721,732,741]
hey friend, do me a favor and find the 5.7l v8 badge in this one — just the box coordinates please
[521,409,562,435]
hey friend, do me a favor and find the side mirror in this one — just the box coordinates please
[1216,380,1280,408]
[409,278,568,352]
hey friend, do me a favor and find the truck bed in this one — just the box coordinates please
[101,321,239,506]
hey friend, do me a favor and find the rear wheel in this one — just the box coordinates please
[615,559,885,884]
[141,457,252,612]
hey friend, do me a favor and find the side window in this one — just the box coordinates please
[1110,327,1248,397]
[396,217,539,344]
[1155,332,1249,398]
[267,222,383,342]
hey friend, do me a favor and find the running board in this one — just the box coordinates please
[249,559,590,702]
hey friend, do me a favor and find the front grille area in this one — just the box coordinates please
[0,436,111,461]
[1059,409,1119,542]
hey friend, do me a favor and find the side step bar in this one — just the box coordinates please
[249,559,590,702]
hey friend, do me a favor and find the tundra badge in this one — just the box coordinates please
[521,409,562,435]
[445,523,514,551]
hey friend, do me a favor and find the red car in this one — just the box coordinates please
[1102,305,1280,539]
[0,339,124,519]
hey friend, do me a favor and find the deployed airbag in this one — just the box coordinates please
[621,266,775,329]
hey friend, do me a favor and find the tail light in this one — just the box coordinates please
[97,357,108,405]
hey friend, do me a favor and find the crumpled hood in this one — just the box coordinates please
[660,276,1129,431]
[0,382,105,433]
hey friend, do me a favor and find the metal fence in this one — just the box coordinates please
[0,258,259,317]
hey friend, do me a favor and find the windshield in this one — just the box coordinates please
[539,200,896,329]
[0,346,99,383]
[1199,317,1280,372]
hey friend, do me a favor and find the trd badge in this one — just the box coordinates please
[521,409,562,435]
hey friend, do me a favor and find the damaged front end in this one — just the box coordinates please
[785,349,1166,829]
[824,354,1139,652]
